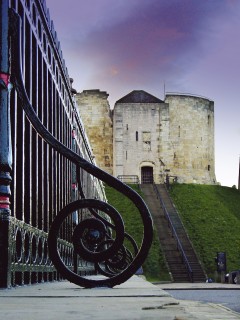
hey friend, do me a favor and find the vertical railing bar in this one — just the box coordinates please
[52,85,57,223]
[48,70,53,229]
[43,68,49,232]
[53,91,57,219]
[20,1,26,223]
[39,50,44,231]
[34,45,40,229]
[56,95,60,218]
[24,17,32,225]
[42,58,46,232]
[15,91,24,221]
[28,25,34,226]
[62,110,65,209]
[31,32,36,227]
[61,101,64,208]
[10,90,17,220]
[66,113,69,205]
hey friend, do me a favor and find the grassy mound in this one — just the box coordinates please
[169,184,240,277]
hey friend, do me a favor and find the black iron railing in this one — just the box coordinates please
[0,0,153,288]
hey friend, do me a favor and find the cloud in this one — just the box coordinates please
[49,0,237,102]
[59,1,229,85]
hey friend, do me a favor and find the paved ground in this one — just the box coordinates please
[155,282,240,290]
[0,276,239,319]
[165,289,240,313]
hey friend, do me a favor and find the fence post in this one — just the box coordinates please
[0,0,12,288]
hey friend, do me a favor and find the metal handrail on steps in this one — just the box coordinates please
[117,175,140,185]
[153,183,193,282]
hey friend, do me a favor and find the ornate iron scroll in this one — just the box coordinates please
[9,9,153,288]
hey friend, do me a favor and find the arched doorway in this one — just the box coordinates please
[141,166,153,184]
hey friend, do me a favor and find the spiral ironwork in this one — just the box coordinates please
[9,9,153,288]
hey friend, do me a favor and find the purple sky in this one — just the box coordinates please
[47,0,240,187]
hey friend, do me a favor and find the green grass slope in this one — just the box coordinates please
[104,184,170,282]
[169,184,240,277]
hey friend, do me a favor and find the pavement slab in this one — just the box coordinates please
[0,276,239,320]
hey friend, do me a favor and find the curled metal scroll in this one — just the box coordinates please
[9,9,153,288]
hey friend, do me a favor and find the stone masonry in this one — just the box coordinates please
[75,90,113,175]
[76,89,216,185]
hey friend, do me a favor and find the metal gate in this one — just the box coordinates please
[141,167,153,184]
[0,0,153,288]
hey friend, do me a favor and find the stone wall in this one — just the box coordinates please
[113,102,166,183]
[75,90,113,175]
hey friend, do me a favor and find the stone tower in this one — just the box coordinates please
[113,90,216,184]
[163,94,216,184]
[75,90,113,175]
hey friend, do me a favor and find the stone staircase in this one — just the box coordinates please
[141,184,206,283]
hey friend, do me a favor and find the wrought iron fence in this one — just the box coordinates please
[0,0,153,288]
